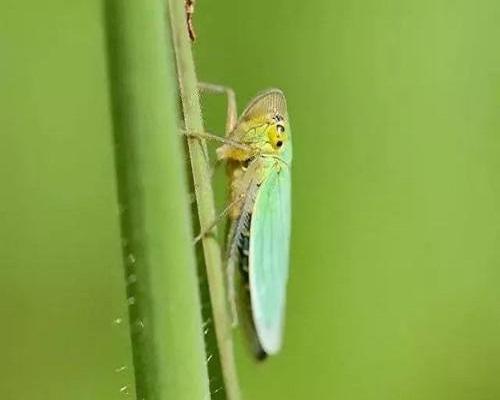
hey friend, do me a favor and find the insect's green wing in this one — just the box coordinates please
[249,159,291,355]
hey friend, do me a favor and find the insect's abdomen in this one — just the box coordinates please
[238,217,250,280]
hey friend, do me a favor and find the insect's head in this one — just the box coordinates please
[239,89,291,158]
[265,114,288,152]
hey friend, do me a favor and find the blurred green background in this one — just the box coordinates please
[2,0,500,399]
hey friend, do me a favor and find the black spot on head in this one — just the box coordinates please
[276,140,283,148]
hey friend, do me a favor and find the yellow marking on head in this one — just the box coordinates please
[266,120,287,151]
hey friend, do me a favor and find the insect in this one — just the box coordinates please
[196,84,292,359]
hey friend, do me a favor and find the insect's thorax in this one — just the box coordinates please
[227,155,288,222]
[227,160,260,220]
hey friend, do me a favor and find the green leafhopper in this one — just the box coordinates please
[197,85,292,359]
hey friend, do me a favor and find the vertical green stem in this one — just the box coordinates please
[168,1,242,399]
[105,0,210,399]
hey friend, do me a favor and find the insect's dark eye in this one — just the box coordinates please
[276,124,285,133]
[276,140,283,148]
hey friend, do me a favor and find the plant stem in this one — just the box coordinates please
[105,0,210,399]
[167,1,242,399]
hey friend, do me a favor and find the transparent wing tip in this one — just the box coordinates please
[241,89,288,121]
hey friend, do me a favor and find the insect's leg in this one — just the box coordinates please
[198,82,238,134]
[179,129,249,152]
[193,195,242,244]
[193,192,244,327]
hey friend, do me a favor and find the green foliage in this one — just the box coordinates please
[105,0,209,399]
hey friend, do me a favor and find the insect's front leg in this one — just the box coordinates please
[179,129,250,151]
[198,82,238,135]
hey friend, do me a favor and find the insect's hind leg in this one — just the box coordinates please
[198,82,238,135]
[192,195,242,244]
[192,193,246,327]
